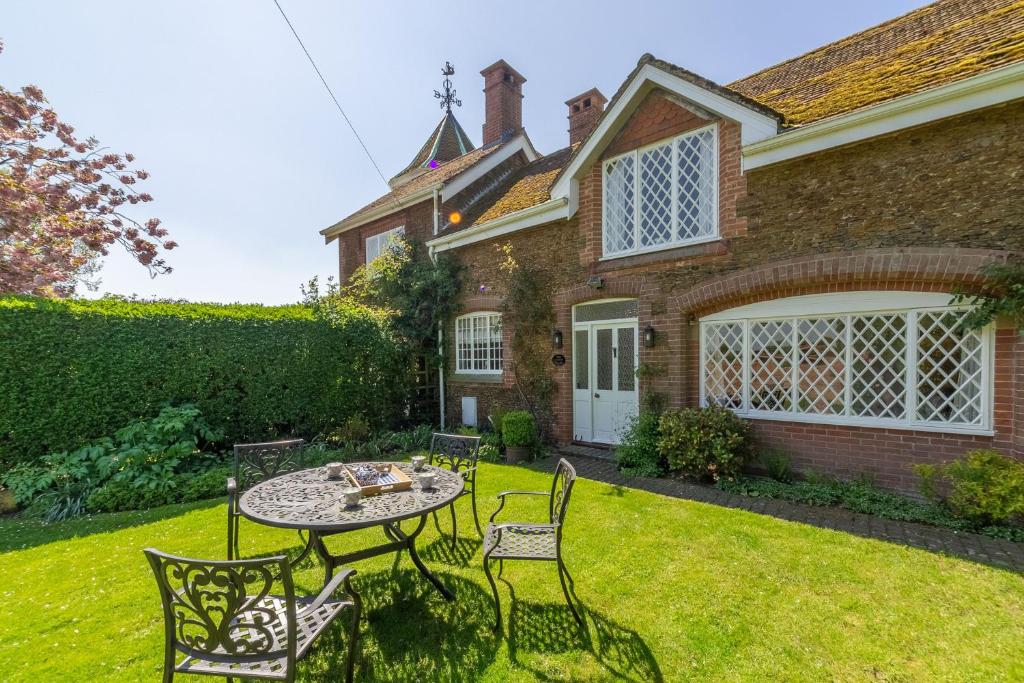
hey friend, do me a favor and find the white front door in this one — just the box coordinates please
[573,322,638,444]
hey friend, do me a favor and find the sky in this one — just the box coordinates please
[4,0,926,305]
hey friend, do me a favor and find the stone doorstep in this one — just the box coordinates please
[540,455,1024,574]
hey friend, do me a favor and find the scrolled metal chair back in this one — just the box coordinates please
[429,433,481,474]
[234,439,305,492]
[144,548,296,662]
[549,458,577,525]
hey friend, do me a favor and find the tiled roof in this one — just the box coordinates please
[729,0,1024,125]
[390,112,475,187]
[470,147,573,225]
[327,142,507,233]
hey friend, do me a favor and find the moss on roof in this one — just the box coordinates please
[470,147,573,225]
[730,0,1024,125]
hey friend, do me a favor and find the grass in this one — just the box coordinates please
[1,461,1022,682]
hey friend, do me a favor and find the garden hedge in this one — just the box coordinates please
[0,295,409,468]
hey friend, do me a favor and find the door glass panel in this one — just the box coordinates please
[596,328,613,391]
[618,327,636,391]
[575,299,639,323]
[574,329,589,390]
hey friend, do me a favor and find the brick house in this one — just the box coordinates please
[322,0,1024,491]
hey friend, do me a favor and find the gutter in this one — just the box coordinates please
[428,196,570,253]
[319,185,438,243]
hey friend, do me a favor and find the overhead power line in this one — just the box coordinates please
[272,0,392,191]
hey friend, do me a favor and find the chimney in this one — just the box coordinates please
[566,88,607,147]
[480,60,526,146]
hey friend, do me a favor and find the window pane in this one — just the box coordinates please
[676,129,716,241]
[796,318,847,415]
[703,322,744,409]
[574,329,589,390]
[596,328,613,391]
[603,156,635,254]
[916,310,984,425]
[638,142,673,248]
[618,327,636,392]
[850,314,907,419]
[749,320,793,411]
[575,299,638,322]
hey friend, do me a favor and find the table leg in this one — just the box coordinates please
[389,515,455,601]
[310,530,335,585]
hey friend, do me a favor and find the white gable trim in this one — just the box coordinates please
[427,197,570,253]
[743,61,1024,170]
[550,63,780,201]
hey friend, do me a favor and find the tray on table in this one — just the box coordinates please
[343,463,413,496]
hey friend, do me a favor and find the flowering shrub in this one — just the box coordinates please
[657,405,754,481]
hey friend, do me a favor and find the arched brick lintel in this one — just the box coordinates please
[668,248,1014,317]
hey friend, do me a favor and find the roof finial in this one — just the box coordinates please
[434,61,462,114]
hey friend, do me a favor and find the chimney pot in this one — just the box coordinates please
[480,60,526,146]
[565,87,607,147]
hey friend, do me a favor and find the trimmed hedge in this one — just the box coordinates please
[0,295,409,468]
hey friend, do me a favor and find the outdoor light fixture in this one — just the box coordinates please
[644,324,656,348]
[553,329,563,349]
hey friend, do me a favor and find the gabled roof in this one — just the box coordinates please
[389,112,475,188]
[729,0,1024,125]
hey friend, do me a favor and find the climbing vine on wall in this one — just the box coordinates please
[953,260,1024,332]
[496,243,556,439]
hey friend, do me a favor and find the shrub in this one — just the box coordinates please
[760,449,794,483]
[328,415,372,446]
[179,466,232,503]
[478,444,502,463]
[915,450,1024,525]
[0,295,408,469]
[615,411,665,478]
[657,405,754,481]
[501,411,536,448]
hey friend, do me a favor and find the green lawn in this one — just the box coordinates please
[1,461,1022,682]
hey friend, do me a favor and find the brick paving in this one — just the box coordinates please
[546,451,1024,573]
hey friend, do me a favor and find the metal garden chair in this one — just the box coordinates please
[428,432,483,549]
[482,457,582,630]
[227,439,307,562]
[144,548,361,683]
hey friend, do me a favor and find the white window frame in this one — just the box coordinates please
[364,226,405,266]
[699,292,994,435]
[602,123,719,259]
[455,312,503,375]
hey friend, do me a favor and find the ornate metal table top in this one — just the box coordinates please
[238,462,464,532]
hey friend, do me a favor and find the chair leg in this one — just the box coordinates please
[470,486,483,537]
[498,558,504,579]
[345,593,362,683]
[448,502,458,551]
[557,558,583,626]
[482,554,502,631]
[226,511,234,561]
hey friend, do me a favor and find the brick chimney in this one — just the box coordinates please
[566,88,607,146]
[480,60,526,146]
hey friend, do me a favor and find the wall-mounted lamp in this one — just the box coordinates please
[643,324,656,348]
[552,329,564,349]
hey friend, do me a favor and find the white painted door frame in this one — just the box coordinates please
[572,308,639,444]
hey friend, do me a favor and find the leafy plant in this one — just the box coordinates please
[616,411,665,478]
[951,261,1024,332]
[328,415,372,446]
[657,405,754,481]
[915,450,1024,525]
[501,411,537,449]
[760,449,794,483]
[478,444,502,463]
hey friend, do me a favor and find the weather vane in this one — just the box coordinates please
[434,61,461,113]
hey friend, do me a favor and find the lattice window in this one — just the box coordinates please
[700,302,990,432]
[603,124,718,257]
[455,312,502,374]
[702,322,744,410]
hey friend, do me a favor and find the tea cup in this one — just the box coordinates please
[325,462,345,480]
[418,472,436,490]
[411,455,426,471]
[342,486,362,507]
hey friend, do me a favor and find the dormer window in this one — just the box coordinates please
[602,123,718,258]
[364,226,405,266]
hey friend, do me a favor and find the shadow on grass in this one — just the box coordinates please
[299,568,501,682]
[0,497,224,553]
[418,534,483,567]
[505,583,663,682]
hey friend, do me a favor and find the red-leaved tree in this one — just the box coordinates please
[0,40,175,296]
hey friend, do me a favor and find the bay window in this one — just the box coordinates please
[700,293,992,433]
[455,312,503,374]
[603,124,718,258]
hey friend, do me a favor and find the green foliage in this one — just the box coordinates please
[716,475,1024,542]
[478,444,502,463]
[327,414,372,447]
[501,410,537,448]
[616,411,665,478]
[952,261,1024,331]
[915,449,1024,525]
[657,405,754,481]
[0,295,409,468]
[760,449,794,483]
[1,405,222,519]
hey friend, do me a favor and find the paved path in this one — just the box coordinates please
[545,453,1024,573]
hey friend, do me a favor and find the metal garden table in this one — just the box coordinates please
[238,462,463,600]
